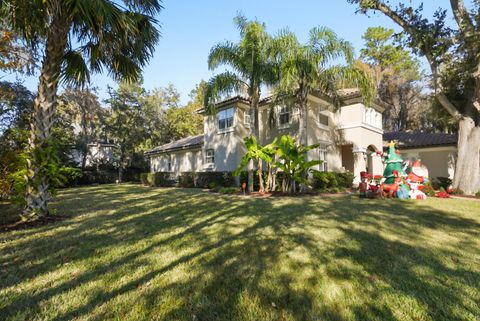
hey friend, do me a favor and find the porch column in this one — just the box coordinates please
[352,147,367,186]
[371,153,384,176]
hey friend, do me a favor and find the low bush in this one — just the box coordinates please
[422,182,436,197]
[178,172,196,188]
[431,177,452,190]
[196,172,235,188]
[475,191,480,197]
[218,186,239,194]
[451,188,464,195]
[75,170,118,185]
[151,172,177,187]
[311,171,354,190]
[140,173,149,186]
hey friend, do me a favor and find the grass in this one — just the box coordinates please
[0,184,479,321]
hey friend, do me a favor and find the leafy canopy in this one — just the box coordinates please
[204,13,276,113]
[1,0,162,86]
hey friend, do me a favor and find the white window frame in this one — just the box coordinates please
[218,107,235,132]
[167,156,172,172]
[277,106,291,129]
[319,112,329,130]
[205,149,215,164]
[244,109,251,128]
[319,146,328,172]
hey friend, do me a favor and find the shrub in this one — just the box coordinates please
[196,172,235,188]
[151,172,177,187]
[431,177,452,190]
[311,171,354,190]
[140,173,149,186]
[178,172,196,188]
[451,188,464,195]
[475,191,480,197]
[75,170,118,185]
[422,182,436,197]
[218,186,239,194]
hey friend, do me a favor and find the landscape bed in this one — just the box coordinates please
[0,184,479,321]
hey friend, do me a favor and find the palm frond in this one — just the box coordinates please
[203,71,248,114]
[309,26,355,66]
[61,50,90,87]
[320,65,375,106]
[208,41,244,71]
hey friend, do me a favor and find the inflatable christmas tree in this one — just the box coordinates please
[383,141,406,184]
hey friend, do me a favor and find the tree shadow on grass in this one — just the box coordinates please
[1,187,479,321]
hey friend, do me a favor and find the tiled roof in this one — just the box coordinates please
[197,88,366,113]
[383,131,457,149]
[145,134,204,155]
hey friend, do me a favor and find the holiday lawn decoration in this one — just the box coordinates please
[381,142,410,198]
[359,172,384,199]
[407,159,427,200]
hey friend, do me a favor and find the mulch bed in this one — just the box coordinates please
[0,215,69,233]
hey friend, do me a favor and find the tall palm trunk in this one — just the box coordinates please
[298,86,309,193]
[23,14,69,219]
[298,87,309,147]
[248,93,260,192]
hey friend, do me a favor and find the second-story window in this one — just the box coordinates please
[319,114,329,127]
[244,109,251,128]
[278,106,290,126]
[218,107,234,130]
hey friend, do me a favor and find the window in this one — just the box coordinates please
[167,157,172,172]
[218,107,234,130]
[319,147,328,172]
[319,114,329,127]
[278,106,290,127]
[244,109,251,128]
[205,149,215,164]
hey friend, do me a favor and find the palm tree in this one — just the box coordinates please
[204,14,277,192]
[1,0,162,219]
[269,27,375,147]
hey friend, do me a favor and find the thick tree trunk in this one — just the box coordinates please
[453,116,480,194]
[23,14,69,219]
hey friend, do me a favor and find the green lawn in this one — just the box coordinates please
[1,184,479,321]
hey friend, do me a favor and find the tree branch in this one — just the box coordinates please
[450,0,475,36]
[364,1,463,117]
[437,93,462,120]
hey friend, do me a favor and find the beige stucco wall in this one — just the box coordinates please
[400,146,457,179]
[149,95,385,182]
[203,103,250,172]
[150,149,203,173]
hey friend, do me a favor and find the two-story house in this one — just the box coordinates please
[146,88,385,184]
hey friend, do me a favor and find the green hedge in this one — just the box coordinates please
[178,172,196,188]
[311,171,354,190]
[195,172,235,188]
[141,171,236,188]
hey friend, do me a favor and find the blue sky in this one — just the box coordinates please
[2,0,454,104]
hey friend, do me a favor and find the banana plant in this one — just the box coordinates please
[233,136,276,193]
[273,135,322,194]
